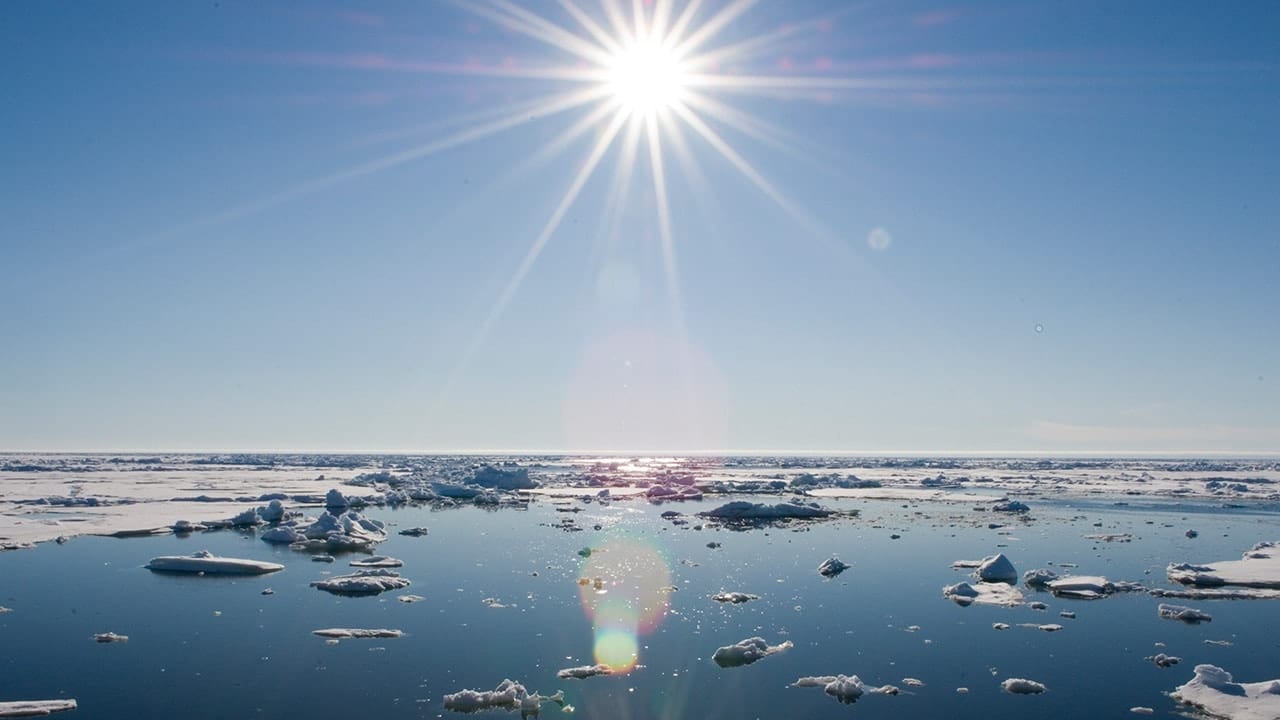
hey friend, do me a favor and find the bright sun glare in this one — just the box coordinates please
[606,40,687,115]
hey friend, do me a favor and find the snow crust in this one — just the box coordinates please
[712,637,793,667]
[0,700,78,717]
[1171,665,1280,720]
[145,551,283,575]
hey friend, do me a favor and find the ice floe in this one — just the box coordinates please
[792,675,898,704]
[700,501,832,521]
[556,664,613,679]
[818,557,850,578]
[92,632,127,643]
[992,500,1030,513]
[312,628,404,639]
[349,556,403,568]
[270,510,389,553]
[1145,653,1181,668]
[943,581,1024,607]
[1171,665,1280,720]
[0,700,78,717]
[1002,678,1047,694]
[397,594,425,603]
[310,569,411,596]
[1023,568,1060,588]
[1168,541,1280,589]
[1045,575,1145,599]
[145,551,283,575]
[975,553,1018,583]
[1158,603,1212,623]
[712,637,794,667]
[443,680,563,717]
[712,591,759,604]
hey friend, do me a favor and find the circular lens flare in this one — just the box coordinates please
[594,628,640,673]
[606,40,687,115]
[577,537,673,674]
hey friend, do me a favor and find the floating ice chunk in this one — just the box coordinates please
[712,592,759,604]
[443,679,563,717]
[259,499,285,523]
[146,551,284,575]
[1083,533,1133,542]
[1002,678,1047,694]
[1151,586,1280,600]
[1172,665,1280,720]
[397,594,424,603]
[1146,653,1181,668]
[1046,575,1144,599]
[700,501,832,521]
[794,675,866,704]
[312,628,404,639]
[230,507,264,527]
[0,700,78,717]
[992,500,1030,513]
[952,560,983,569]
[993,623,1010,630]
[432,482,483,500]
[259,526,305,544]
[350,556,403,568]
[1130,707,1154,715]
[975,553,1018,583]
[398,527,430,537]
[310,569,411,596]
[943,581,1024,607]
[92,632,127,643]
[1158,603,1212,623]
[818,557,850,578]
[324,489,350,510]
[1023,568,1060,588]
[473,465,537,490]
[712,636,793,667]
[1168,541,1280,588]
[172,520,208,533]
[646,485,702,501]
[0,607,11,613]
[557,664,613,679]
[902,678,924,687]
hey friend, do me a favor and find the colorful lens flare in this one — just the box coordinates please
[577,537,672,673]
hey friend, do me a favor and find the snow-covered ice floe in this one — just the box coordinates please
[92,632,127,643]
[312,628,404,639]
[974,553,1018,583]
[1044,575,1145,599]
[260,510,388,552]
[0,700,78,717]
[1171,665,1280,720]
[349,555,403,568]
[443,679,564,718]
[1158,603,1212,623]
[793,675,899,704]
[712,637,794,667]
[943,581,1024,607]
[699,501,832,521]
[712,591,759,604]
[1002,678,1047,694]
[556,664,613,679]
[818,557,850,578]
[1168,541,1280,589]
[310,569,411,596]
[145,550,283,575]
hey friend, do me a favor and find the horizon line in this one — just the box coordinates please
[2,448,1279,459]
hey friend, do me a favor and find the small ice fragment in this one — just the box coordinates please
[0,700,78,717]
[146,551,283,575]
[943,581,1023,607]
[992,500,1030,513]
[1158,603,1212,624]
[1023,568,1059,588]
[712,592,759,604]
[312,628,403,639]
[1185,530,1198,538]
[993,623,1010,630]
[557,664,613,679]
[483,598,508,608]
[905,625,921,633]
[349,556,403,568]
[1130,707,1154,714]
[1145,653,1181,668]
[92,632,128,643]
[818,557,850,578]
[793,675,865,705]
[1030,601,1049,610]
[397,594,425,603]
[312,555,335,563]
[261,588,274,595]
[957,687,969,694]
[1059,611,1076,619]
[398,527,430,537]
[903,678,924,688]
[1002,678,1047,694]
[0,607,11,613]
[712,637,793,667]
[700,501,832,520]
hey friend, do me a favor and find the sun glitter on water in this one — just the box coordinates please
[577,537,673,673]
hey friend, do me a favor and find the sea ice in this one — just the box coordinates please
[1158,603,1212,623]
[310,569,411,596]
[1145,653,1181,668]
[1045,575,1145,599]
[1023,568,1060,588]
[992,500,1030,513]
[818,557,850,578]
[0,700,78,717]
[145,551,284,575]
[1002,678,1047,694]
[1171,665,1280,720]
[397,594,425,603]
[312,628,404,639]
[92,632,127,643]
[712,591,759,604]
[700,501,832,521]
[443,680,563,718]
[556,664,613,679]
[975,553,1018,583]
[942,581,1024,607]
[712,637,794,667]
[349,556,403,568]
[1168,541,1280,589]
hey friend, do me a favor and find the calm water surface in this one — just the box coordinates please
[2,495,1278,719]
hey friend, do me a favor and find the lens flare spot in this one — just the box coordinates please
[577,538,672,633]
[594,629,640,673]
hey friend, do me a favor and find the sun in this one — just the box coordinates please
[605,39,687,116]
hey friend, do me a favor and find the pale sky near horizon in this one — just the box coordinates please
[3,1,1278,454]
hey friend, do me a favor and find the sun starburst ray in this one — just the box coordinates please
[680,90,804,156]
[602,0,636,47]
[466,0,615,68]
[665,0,707,51]
[649,0,676,45]
[558,0,624,55]
[671,0,758,59]
[500,99,622,186]
[644,112,683,330]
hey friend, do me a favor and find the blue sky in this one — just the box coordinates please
[3,0,1277,453]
